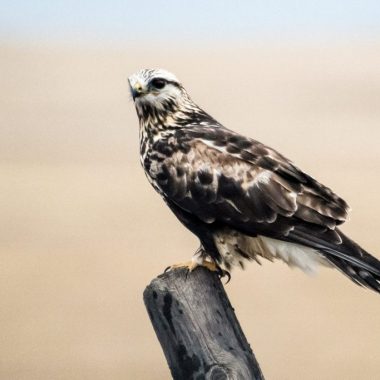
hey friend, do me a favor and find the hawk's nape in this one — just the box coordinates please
[129,68,380,294]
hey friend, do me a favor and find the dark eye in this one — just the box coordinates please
[150,78,166,89]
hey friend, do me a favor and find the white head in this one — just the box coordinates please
[128,69,188,115]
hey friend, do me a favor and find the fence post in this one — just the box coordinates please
[143,267,265,380]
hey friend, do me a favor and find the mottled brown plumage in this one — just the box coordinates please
[129,68,380,293]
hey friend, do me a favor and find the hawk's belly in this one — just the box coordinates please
[213,228,331,273]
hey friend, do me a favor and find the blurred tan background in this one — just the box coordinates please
[1,43,380,380]
[1,1,380,379]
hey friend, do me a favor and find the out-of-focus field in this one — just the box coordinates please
[1,43,380,379]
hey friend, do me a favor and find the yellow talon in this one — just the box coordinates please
[200,260,218,272]
[165,259,218,273]
[164,258,230,282]
[165,261,195,272]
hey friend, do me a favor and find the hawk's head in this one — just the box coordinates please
[129,69,187,115]
[129,68,217,129]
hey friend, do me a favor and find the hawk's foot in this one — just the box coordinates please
[164,259,230,282]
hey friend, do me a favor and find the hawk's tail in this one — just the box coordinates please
[290,227,380,293]
[325,252,380,293]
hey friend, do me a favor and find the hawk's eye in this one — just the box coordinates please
[150,78,166,90]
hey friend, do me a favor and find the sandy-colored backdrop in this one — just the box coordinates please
[1,43,380,379]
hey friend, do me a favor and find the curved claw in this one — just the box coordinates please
[164,261,194,274]
[164,260,231,284]
[217,268,231,284]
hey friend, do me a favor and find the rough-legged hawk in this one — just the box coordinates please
[129,68,380,293]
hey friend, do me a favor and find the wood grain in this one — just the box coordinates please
[144,267,264,380]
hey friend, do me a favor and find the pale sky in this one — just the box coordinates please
[1,0,379,44]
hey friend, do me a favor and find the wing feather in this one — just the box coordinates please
[152,126,350,249]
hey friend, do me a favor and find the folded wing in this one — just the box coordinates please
[156,126,349,233]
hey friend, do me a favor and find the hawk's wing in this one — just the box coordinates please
[154,126,380,286]
[156,126,349,233]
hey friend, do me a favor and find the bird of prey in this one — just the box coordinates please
[128,68,380,293]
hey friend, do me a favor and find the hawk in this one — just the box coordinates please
[128,68,380,293]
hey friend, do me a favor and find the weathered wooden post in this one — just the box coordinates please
[143,267,265,380]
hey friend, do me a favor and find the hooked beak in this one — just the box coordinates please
[129,79,145,100]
